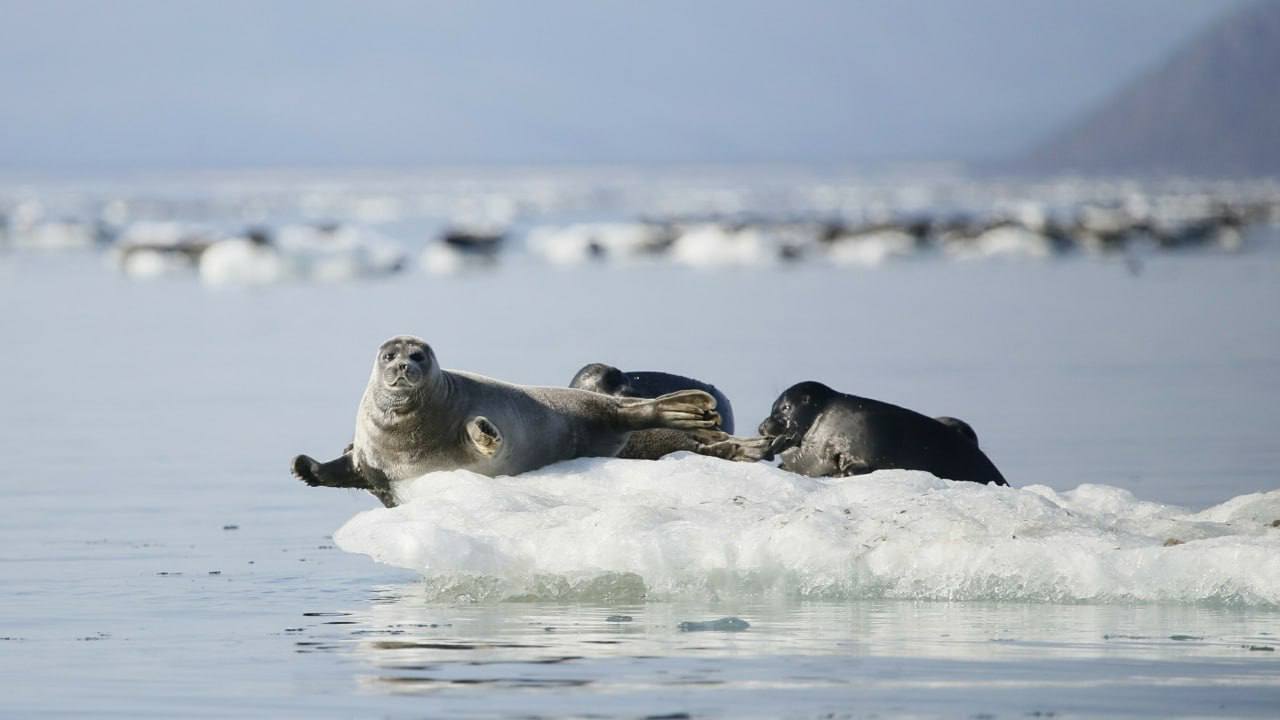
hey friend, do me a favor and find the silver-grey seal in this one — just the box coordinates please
[293,336,721,506]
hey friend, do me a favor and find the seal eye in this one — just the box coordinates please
[409,352,425,363]
[383,352,396,362]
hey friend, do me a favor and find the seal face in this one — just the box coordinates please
[569,363,770,461]
[373,337,433,403]
[293,337,722,505]
[758,381,1007,485]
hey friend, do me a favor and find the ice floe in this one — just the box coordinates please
[334,454,1280,605]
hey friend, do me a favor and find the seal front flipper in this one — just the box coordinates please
[616,389,720,431]
[464,416,503,458]
[291,453,368,489]
[292,452,399,507]
[756,432,795,462]
[828,450,871,478]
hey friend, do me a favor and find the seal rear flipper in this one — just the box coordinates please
[688,428,729,444]
[617,390,720,431]
[291,453,368,489]
[976,459,1009,486]
[465,416,503,458]
[696,435,774,462]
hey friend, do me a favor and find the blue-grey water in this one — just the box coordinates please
[2,239,1279,717]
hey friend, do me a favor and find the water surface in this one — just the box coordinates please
[2,246,1278,717]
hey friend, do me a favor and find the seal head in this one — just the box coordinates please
[569,362,630,396]
[758,381,832,451]
[368,335,439,412]
[934,416,979,446]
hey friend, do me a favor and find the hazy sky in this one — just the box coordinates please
[0,0,1242,171]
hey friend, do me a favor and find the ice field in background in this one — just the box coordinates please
[5,168,1279,282]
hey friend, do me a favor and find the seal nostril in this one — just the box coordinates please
[398,363,408,371]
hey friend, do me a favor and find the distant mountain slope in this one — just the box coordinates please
[1015,1,1280,177]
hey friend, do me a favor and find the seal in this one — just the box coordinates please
[570,363,736,432]
[758,381,1007,485]
[569,362,770,461]
[292,336,722,506]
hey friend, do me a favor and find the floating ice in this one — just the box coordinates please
[420,243,467,275]
[201,236,290,285]
[118,249,195,279]
[670,224,774,268]
[8,219,102,250]
[112,222,212,278]
[333,454,1280,605]
[527,223,670,266]
[678,617,751,632]
[199,224,405,285]
[825,229,918,266]
[944,225,1056,260]
[420,241,501,275]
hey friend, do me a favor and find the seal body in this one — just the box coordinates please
[569,363,769,461]
[293,337,720,505]
[759,381,1007,485]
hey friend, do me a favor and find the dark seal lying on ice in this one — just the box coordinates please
[758,381,1007,485]
[292,336,721,506]
[569,362,771,462]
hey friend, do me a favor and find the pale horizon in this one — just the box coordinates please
[0,0,1242,172]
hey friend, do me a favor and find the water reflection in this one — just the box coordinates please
[284,581,1280,712]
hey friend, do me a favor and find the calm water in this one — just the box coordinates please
[2,245,1278,717]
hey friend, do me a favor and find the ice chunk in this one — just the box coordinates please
[333,454,1280,605]
[678,617,750,632]
[825,229,919,266]
[527,223,671,266]
[198,224,405,285]
[198,237,285,285]
[670,224,773,268]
